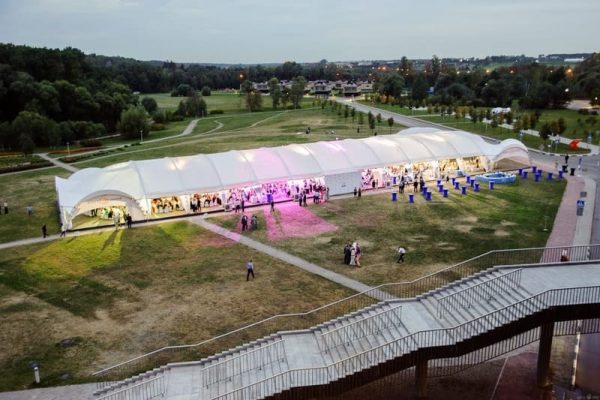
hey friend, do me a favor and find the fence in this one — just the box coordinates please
[93,244,600,386]
[96,375,165,400]
[437,268,522,318]
[319,304,403,355]
[202,339,286,391]
[212,286,600,400]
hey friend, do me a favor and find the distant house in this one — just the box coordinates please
[342,83,360,97]
[358,81,374,94]
[312,81,332,98]
[254,82,269,93]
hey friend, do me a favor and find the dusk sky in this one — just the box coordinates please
[0,0,598,63]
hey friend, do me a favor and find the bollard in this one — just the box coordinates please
[535,174,540,182]
[558,170,563,179]
[474,183,480,192]
[392,192,397,202]
[523,171,528,179]
[489,181,495,190]
[426,192,432,201]
[443,189,449,198]
[409,193,414,203]
[454,181,460,190]
[461,186,467,195]
[518,168,523,176]
[547,172,553,180]
[532,166,537,173]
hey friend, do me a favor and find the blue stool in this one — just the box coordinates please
[454,181,460,190]
[409,193,414,203]
[489,181,495,190]
[523,171,528,179]
[534,174,540,182]
[474,183,480,192]
[426,191,432,201]
[443,189,449,198]
[392,192,397,202]
[438,184,444,192]
[393,177,397,185]
[558,170,563,179]
[532,166,537,173]
[451,178,456,185]
[518,168,523,176]
[547,172,553,180]
[437,180,441,186]
[466,176,471,184]
[470,180,475,188]
[461,186,467,195]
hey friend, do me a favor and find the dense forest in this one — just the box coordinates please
[0,42,598,154]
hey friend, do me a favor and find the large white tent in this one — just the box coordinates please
[55,128,530,226]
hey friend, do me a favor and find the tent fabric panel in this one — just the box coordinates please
[334,138,382,169]
[238,148,291,183]
[172,155,224,193]
[305,141,355,174]
[360,136,411,165]
[132,158,185,197]
[206,151,258,187]
[272,145,322,178]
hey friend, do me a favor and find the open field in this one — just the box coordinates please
[533,108,599,143]
[73,108,404,168]
[146,92,316,113]
[216,177,566,287]
[0,221,353,390]
[0,168,70,243]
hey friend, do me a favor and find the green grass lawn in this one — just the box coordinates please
[73,108,404,168]
[0,168,70,243]
[216,177,565,287]
[0,221,353,390]
[532,108,599,143]
[145,92,316,114]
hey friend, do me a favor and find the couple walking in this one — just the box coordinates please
[343,241,362,267]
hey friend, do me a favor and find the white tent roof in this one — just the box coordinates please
[56,128,530,212]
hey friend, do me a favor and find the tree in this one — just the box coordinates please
[201,86,212,96]
[290,76,307,109]
[268,77,282,109]
[358,111,364,126]
[412,74,428,101]
[11,111,60,150]
[118,106,149,140]
[539,122,552,140]
[380,74,404,103]
[376,113,382,124]
[245,90,263,112]
[281,87,290,109]
[557,117,567,134]
[369,117,376,133]
[344,105,349,119]
[184,93,207,117]
[141,97,158,114]
[387,117,394,133]
[351,108,356,121]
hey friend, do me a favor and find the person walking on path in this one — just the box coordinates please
[397,246,406,263]
[246,258,255,281]
[42,224,47,238]
[26,204,33,216]
[60,223,67,237]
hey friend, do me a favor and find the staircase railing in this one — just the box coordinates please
[437,268,522,318]
[96,374,165,400]
[212,285,600,400]
[319,304,402,354]
[93,244,600,385]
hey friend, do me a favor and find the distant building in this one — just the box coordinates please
[342,83,360,97]
[312,81,332,98]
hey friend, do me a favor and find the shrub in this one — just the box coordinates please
[171,114,184,121]
[201,86,212,96]
[79,139,102,147]
[209,109,224,115]
[150,123,166,131]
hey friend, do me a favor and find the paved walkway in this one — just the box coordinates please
[191,216,387,300]
[0,383,96,400]
[37,153,79,173]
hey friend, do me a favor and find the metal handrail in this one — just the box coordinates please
[93,244,600,382]
[202,339,285,388]
[320,304,402,354]
[212,285,600,400]
[96,374,165,400]
[437,269,522,318]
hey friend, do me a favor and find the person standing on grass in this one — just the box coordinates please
[397,246,406,263]
[42,224,47,238]
[246,258,255,281]
[26,204,33,216]
[353,187,357,197]
[60,223,67,238]
[3,201,8,214]
[413,180,418,193]
[355,242,362,267]
[358,188,362,198]
[241,214,248,231]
